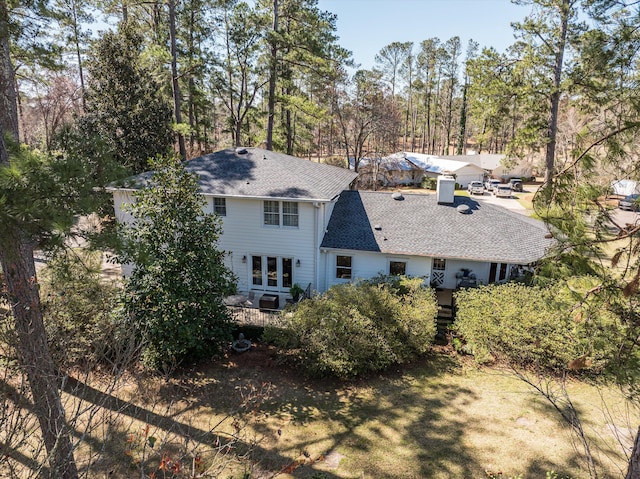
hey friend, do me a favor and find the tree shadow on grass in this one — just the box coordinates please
[61,374,319,479]
[522,390,626,479]
[185,349,488,478]
[44,348,622,479]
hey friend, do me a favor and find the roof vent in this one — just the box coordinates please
[456,204,470,214]
[235,147,247,154]
[374,224,382,230]
[392,192,404,201]
[263,154,267,160]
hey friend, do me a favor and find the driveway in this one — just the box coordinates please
[610,206,640,228]
[470,190,528,214]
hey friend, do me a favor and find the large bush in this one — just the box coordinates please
[454,279,624,373]
[118,157,237,370]
[264,276,438,379]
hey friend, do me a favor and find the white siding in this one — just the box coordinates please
[451,165,485,188]
[113,191,330,294]
[213,196,319,295]
[436,258,516,288]
[319,253,520,292]
[321,250,432,292]
[493,164,533,180]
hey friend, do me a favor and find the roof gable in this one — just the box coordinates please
[114,147,358,201]
[321,191,552,264]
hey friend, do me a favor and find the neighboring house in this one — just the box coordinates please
[446,154,534,180]
[611,179,639,196]
[355,155,424,187]
[388,152,486,188]
[110,147,552,305]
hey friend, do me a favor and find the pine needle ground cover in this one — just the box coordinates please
[43,347,637,479]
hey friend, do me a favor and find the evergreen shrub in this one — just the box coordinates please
[264,276,438,379]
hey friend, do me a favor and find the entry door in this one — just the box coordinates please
[432,258,446,287]
[252,255,292,291]
[489,262,498,283]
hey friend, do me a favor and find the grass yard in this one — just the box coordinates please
[54,344,637,479]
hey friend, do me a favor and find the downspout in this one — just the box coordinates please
[314,201,328,293]
[322,202,328,292]
[313,202,319,292]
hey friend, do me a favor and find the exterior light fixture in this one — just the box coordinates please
[242,255,247,263]
[296,259,301,267]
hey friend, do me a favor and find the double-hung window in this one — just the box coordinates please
[263,201,280,225]
[282,202,298,227]
[263,201,299,227]
[214,198,226,216]
[336,255,352,279]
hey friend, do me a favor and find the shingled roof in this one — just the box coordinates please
[321,191,552,264]
[114,147,358,202]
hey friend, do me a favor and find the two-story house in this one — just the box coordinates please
[110,147,553,305]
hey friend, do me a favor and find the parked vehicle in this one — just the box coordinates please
[485,179,500,191]
[493,184,512,198]
[509,178,523,192]
[468,181,484,195]
[619,194,640,211]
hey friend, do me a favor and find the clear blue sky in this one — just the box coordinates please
[316,0,531,69]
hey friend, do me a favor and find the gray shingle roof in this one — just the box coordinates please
[321,191,553,264]
[115,147,358,201]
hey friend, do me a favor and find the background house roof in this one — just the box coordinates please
[398,152,486,175]
[321,191,553,264]
[439,154,505,171]
[115,147,358,201]
[354,156,422,172]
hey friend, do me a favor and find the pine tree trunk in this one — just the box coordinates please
[0,19,17,139]
[0,232,78,479]
[265,0,278,151]
[1,5,78,475]
[544,0,569,186]
[169,0,186,161]
[457,81,468,155]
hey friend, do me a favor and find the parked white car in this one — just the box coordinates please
[468,181,484,195]
[485,179,500,191]
[493,184,512,198]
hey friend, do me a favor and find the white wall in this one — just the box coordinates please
[321,250,432,292]
[112,190,137,276]
[113,190,338,295]
[319,251,517,292]
[209,196,321,295]
[452,166,485,188]
[439,258,516,288]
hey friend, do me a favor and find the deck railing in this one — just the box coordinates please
[228,305,281,327]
